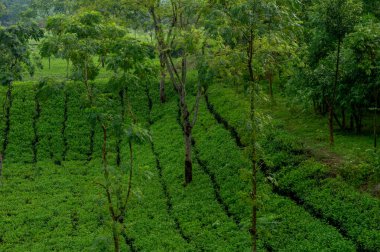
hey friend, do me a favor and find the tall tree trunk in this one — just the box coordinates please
[159,52,166,103]
[112,222,120,252]
[119,89,126,121]
[84,60,94,105]
[247,28,257,252]
[177,81,193,185]
[126,140,133,205]
[180,56,192,184]
[329,38,342,146]
[150,6,199,185]
[184,130,192,184]
[48,57,51,70]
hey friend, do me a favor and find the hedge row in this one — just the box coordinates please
[36,82,65,162]
[149,87,252,251]
[6,82,35,163]
[0,161,109,251]
[64,82,91,161]
[193,99,356,251]
[207,83,380,251]
[124,142,193,251]
[277,160,380,251]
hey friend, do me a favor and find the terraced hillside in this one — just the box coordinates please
[1,79,378,251]
[2,0,380,251]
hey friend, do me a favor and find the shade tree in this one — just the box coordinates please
[308,0,362,145]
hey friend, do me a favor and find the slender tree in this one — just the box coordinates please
[216,1,299,250]
[311,0,361,145]
[100,120,150,252]
[142,0,205,185]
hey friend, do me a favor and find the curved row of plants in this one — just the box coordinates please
[0,80,196,251]
[206,84,380,251]
[148,86,251,251]
[97,80,193,251]
[193,97,356,251]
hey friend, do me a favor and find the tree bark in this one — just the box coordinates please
[125,140,133,206]
[184,128,192,184]
[159,52,166,103]
[150,6,199,185]
[112,222,120,252]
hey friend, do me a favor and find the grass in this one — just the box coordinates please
[24,57,113,82]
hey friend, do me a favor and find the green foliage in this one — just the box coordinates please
[106,37,156,88]
[64,82,91,160]
[339,149,380,193]
[311,0,362,41]
[346,17,380,86]
[261,127,305,170]
[35,78,66,162]
[196,85,356,251]
[39,35,60,60]
[5,82,35,163]
[149,85,250,251]
[207,82,380,251]
[0,22,43,85]
[44,11,127,88]
[277,160,380,251]
[1,1,380,251]
[46,14,68,35]
[0,161,113,251]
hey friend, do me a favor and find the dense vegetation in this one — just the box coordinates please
[0,0,379,251]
